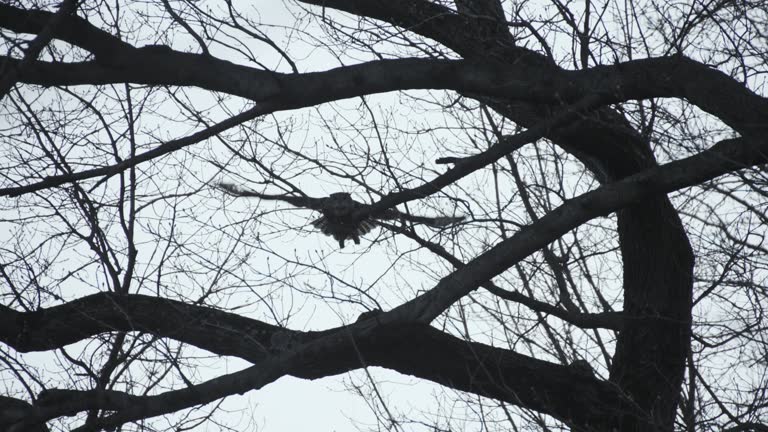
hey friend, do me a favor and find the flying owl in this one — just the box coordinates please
[217,184,463,248]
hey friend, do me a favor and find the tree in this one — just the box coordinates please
[1,0,766,430]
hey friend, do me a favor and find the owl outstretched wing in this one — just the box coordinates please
[375,208,464,227]
[216,182,326,210]
[217,183,463,248]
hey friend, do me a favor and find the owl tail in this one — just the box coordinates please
[311,216,329,229]
[357,218,378,235]
[312,217,379,248]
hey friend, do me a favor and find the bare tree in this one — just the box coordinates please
[1,0,767,431]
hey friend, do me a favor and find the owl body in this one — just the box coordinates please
[311,193,378,248]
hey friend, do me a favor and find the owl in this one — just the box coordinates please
[310,192,376,248]
[217,184,463,248]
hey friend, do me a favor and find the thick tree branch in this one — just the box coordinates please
[5,1,762,162]
[4,301,647,431]
[0,2,764,139]
[0,0,79,100]
[0,54,567,108]
[0,293,282,361]
[0,3,131,58]
[386,137,766,323]
[3,52,765,138]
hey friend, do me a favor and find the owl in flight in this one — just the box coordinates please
[217,184,463,248]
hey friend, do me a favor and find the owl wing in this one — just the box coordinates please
[373,207,464,227]
[216,182,326,210]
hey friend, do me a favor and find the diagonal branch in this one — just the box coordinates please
[0,105,271,198]
[379,221,623,330]
[63,321,649,431]
[384,137,766,323]
[362,95,602,216]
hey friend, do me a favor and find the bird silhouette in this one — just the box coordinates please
[217,184,463,248]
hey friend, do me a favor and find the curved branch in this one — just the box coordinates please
[0,9,764,140]
[4,2,765,149]
[3,299,648,431]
